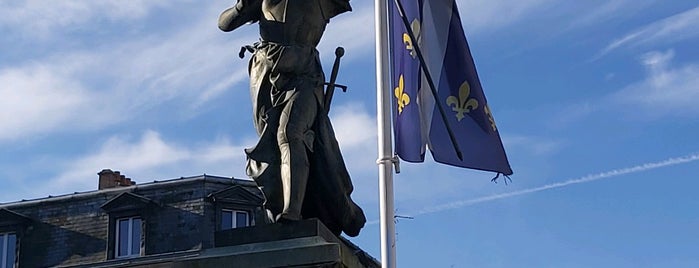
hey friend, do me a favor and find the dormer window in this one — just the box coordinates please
[207,185,264,231]
[0,209,30,268]
[1,232,16,268]
[101,192,154,259]
[221,210,250,230]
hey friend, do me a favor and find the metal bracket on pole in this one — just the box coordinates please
[376,155,401,174]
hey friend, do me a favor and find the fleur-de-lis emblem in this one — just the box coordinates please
[484,104,497,132]
[403,19,421,59]
[394,74,411,114]
[446,81,479,121]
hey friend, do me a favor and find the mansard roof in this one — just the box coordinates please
[0,174,256,209]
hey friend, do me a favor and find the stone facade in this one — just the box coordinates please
[0,173,264,268]
[0,171,378,268]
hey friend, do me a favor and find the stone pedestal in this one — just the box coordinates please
[180,219,379,268]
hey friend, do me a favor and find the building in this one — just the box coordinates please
[0,170,377,268]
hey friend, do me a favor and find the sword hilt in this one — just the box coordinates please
[324,47,347,114]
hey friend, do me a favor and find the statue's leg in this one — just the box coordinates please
[247,51,284,223]
[276,89,318,222]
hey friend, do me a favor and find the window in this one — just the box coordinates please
[221,210,250,230]
[115,217,142,258]
[1,233,16,268]
[101,193,152,260]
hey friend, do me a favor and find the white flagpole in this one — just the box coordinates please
[375,0,397,267]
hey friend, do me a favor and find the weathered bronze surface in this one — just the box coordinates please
[218,0,365,237]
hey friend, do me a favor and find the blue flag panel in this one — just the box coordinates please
[390,0,425,163]
[390,0,513,175]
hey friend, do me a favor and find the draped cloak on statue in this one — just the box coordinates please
[218,0,365,237]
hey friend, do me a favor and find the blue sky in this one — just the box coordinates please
[1,0,699,267]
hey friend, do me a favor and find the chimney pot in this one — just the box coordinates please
[98,169,119,190]
[98,170,135,189]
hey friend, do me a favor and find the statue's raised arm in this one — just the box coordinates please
[218,0,262,32]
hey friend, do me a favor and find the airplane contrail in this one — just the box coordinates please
[410,153,699,217]
[366,153,699,225]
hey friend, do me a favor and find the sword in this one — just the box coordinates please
[323,47,348,114]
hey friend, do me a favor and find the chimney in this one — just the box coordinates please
[98,169,136,190]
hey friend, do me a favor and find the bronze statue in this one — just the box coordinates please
[218,0,365,237]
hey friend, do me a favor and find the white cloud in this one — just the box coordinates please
[97,16,253,111]
[566,0,654,29]
[0,64,94,140]
[0,0,178,38]
[0,2,406,145]
[641,49,674,71]
[331,103,376,150]
[552,50,699,124]
[23,102,378,201]
[327,103,379,202]
[456,0,553,34]
[597,6,699,57]
[503,135,563,156]
[0,2,253,143]
[318,3,375,63]
[47,130,249,196]
[612,50,699,116]
[550,101,600,127]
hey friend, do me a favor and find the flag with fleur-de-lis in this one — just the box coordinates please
[390,0,512,175]
[390,0,425,162]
